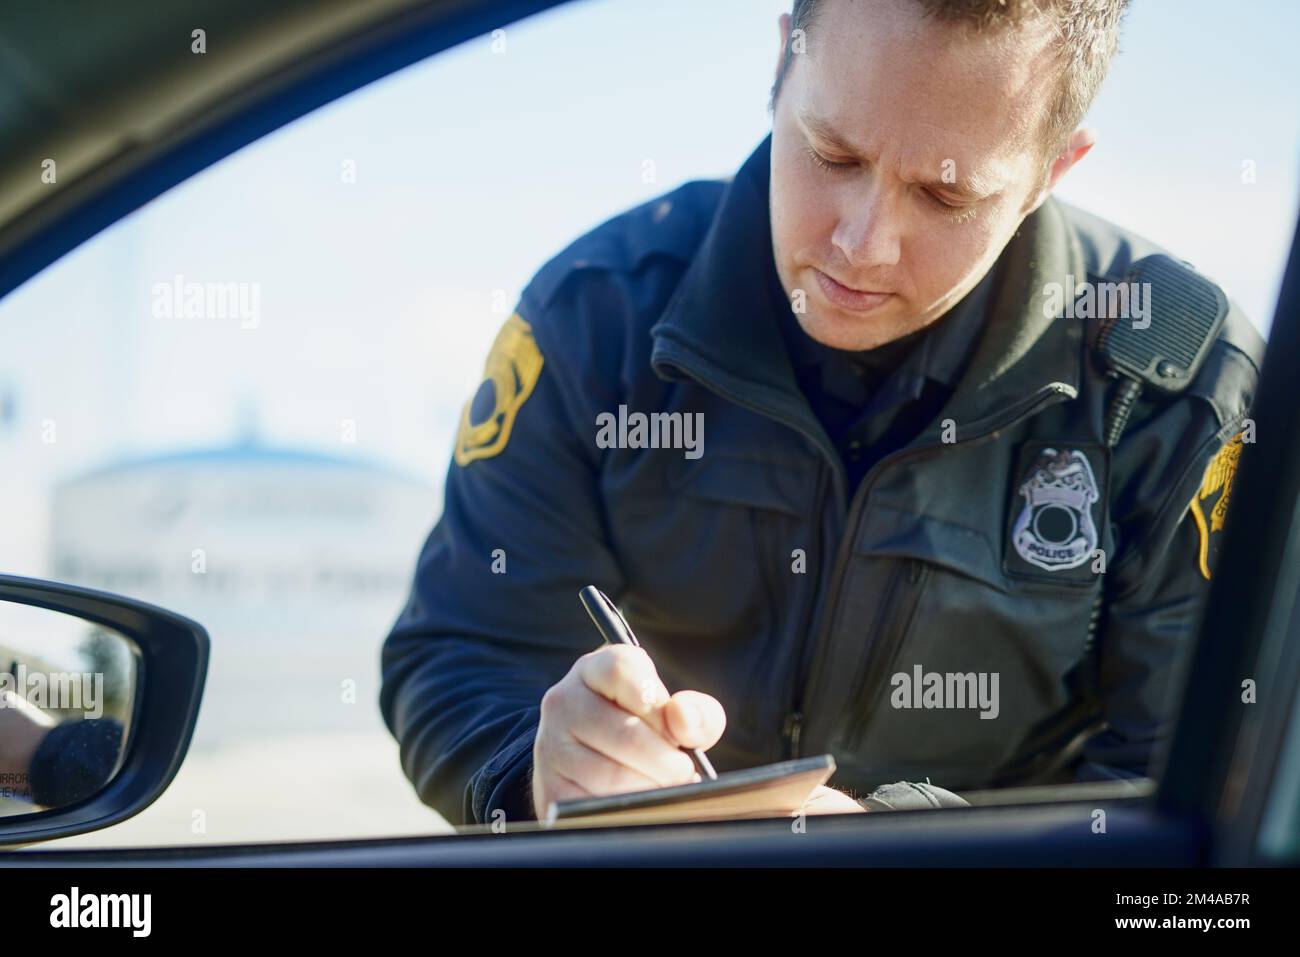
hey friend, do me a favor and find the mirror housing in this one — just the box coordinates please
[0,574,207,847]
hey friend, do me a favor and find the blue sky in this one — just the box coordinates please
[0,0,1297,533]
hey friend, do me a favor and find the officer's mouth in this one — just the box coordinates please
[813,268,895,314]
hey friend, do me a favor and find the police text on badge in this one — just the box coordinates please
[1012,448,1101,571]
[595,405,704,459]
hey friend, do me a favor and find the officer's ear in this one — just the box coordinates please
[1022,127,1097,216]
[774,12,793,87]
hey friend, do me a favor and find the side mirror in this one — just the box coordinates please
[0,573,207,847]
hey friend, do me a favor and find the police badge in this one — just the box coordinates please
[1005,445,1107,581]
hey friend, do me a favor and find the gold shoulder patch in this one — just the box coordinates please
[1189,431,1245,580]
[454,313,544,466]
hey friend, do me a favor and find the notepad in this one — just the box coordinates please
[542,754,836,828]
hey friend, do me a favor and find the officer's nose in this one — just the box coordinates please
[830,181,903,272]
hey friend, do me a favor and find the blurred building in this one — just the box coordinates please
[50,439,438,748]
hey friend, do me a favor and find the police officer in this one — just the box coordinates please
[381,0,1263,825]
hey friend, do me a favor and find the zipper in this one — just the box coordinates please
[740,463,826,736]
[794,381,1078,744]
[654,345,848,762]
[782,710,803,759]
[843,558,930,750]
[780,467,828,760]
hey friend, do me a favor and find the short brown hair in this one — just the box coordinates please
[771,0,1130,167]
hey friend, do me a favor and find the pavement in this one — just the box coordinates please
[31,731,454,849]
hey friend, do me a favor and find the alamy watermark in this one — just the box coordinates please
[1042,275,1151,329]
[0,666,104,718]
[890,665,999,719]
[595,405,703,460]
[50,887,151,937]
[151,273,261,329]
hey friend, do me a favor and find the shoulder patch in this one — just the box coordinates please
[454,313,544,466]
[1189,431,1246,579]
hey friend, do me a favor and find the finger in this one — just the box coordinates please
[546,727,674,795]
[567,690,698,787]
[662,691,727,750]
[577,645,671,726]
[800,786,868,815]
[547,768,595,801]
[533,768,593,820]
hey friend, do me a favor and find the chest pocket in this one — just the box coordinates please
[664,453,819,738]
[854,502,1004,589]
[668,454,812,515]
[608,452,813,622]
[820,501,1102,786]
[666,452,817,634]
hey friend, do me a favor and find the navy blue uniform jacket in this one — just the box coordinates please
[380,136,1263,826]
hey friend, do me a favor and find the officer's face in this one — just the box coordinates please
[769,0,1078,351]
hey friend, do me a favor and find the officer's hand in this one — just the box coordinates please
[532,644,726,819]
[0,688,55,783]
[801,785,868,815]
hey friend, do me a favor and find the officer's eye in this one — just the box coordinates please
[927,189,958,209]
[805,144,855,174]
[925,188,979,224]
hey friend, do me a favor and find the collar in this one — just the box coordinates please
[778,258,997,407]
[649,133,1085,444]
